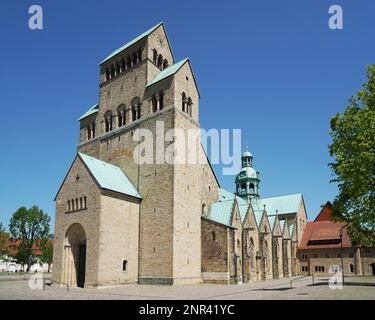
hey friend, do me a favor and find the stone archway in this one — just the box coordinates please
[63,223,87,288]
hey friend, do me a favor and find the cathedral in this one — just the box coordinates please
[52,22,308,287]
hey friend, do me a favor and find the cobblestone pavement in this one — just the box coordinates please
[0,276,374,300]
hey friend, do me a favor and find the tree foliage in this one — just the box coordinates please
[40,240,53,272]
[9,206,50,271]
[0,222,8,257]
[329,65,375,246]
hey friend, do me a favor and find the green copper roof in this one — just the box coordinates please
[219,188,235,201]
[207,200,234,227]
[258,194,302,216]
[78,153,142,199]
[99,22,163,65]
[146,58,188,87]
[236,166,258,180]
[78,104,99,121]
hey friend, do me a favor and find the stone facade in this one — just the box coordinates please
[52,23,373,289]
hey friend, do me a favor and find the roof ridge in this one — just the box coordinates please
[146,58,189,87]
[261,193,302,200]
[99,22,163,65]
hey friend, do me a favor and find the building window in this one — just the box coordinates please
[151,92,163,113]
[202,203,207,215]
[153,49,158,64]
[152,95,157,113]
[182,92,187,112]
[163,59,168,70]
[104,111,113,132]
[350,264,354,273]
[79,197,83,209]
[122,260,128,271]
[117,105,126,127]
[157,54,163,69]
[84,196,87,209]
[131,97,141,121]
[211,231,216,241]
[87,123,95,141]
[67,200,71,212]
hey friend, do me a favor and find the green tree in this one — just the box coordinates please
[9,206,50,271]
[40,240,53,273]
[329,64,375,246]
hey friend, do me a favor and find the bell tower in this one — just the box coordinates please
[235,146,260,200]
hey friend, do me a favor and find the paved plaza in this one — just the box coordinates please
[0,275,375,300]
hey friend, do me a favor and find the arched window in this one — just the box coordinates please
[137,49,142,63]
[350,264,354,273]
[115,62,120,75]
[122,260,128,271]
[67,200,71,212]
[152,95,157,113]
[120,58,126,72]
[211,231,216,241]
[132,52,137,66]
[110,65,115,78]
[131,97,141,121]
[157,54,163,69]
[104,110,113,132]
[126,56,131,69]
[159,92,164,110]
[181,92,187,112]
[202,203,207,215]
[163,59,168,70]
[117,105,126,127]
[187,97,192,116]
[105,68,110,81]
[153,49,158,64]
[249,183,255,192]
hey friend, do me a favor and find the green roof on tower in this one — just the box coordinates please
[146,58,189,87]
[78,103,99,121]
[99,22,166,65]
[78,153,142,199]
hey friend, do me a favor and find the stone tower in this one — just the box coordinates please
[57,22,220,286]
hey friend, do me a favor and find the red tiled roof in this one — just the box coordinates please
[314,201,333,222]
[299,220,352,250]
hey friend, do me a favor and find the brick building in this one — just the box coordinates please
[298,202,375,276]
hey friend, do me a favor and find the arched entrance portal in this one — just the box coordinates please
[63,223,87,288]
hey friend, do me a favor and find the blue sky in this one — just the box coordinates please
[1,0,374,230]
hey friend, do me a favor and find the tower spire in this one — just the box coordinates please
[235,144,260,200]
